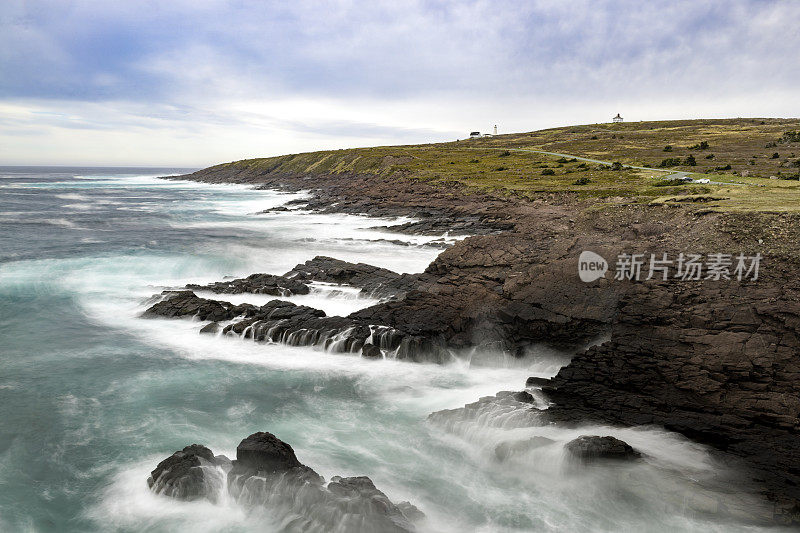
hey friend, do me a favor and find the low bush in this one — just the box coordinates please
[659,158,682,167]
[541,168,555,175]
[689,141,710,150]
[654,178,687,187]
[663,145,673,152]
[572,177,591,185]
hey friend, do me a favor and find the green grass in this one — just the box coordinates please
[211,118,800,212]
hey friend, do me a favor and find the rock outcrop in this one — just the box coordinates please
[187,273,310,296]
[284,256,427,298]
[147,444,225,503]
[564,436,642,462]
[149,432,424,532]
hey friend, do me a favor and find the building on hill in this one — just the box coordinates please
[469,131,481,139]
[613,113,623,123]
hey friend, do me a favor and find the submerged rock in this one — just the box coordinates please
[564,435,642,462]
[147,444,224,502]
[495,436,555,461]
[150,432,424,532]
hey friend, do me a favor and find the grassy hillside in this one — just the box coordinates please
[213,118,800,212]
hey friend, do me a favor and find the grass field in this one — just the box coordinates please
[213,118,800,212]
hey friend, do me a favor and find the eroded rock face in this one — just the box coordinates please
[564,436,642,462]
[147,444,225,502]
[150,432,424,532]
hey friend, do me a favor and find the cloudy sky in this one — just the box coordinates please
[1,0,797,166]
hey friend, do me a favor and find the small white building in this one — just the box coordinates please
[469,131,481,139]
[613,113,623,123]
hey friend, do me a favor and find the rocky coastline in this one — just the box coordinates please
[154,164,800,523]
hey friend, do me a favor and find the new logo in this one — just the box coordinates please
[578,251,608,282]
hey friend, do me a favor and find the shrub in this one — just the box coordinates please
[572,177,591,185]
[610,161,623,171]
[714,164,732,171]
[469,159,480,163]
[765,142,778,148]
[541,168,555,175]
[689,141,710,150]
[772,152,780,159]
[781,131,800,143]
[654,178,686,187]
[556,157,569,163]
[663,145,673,152]
[591,135,598,140]
[705,154,715,159]
[659,158,682,167]
[683,154,697,166]
[576,162,587,169]
[494,166,508,171]
[498,150,511,157]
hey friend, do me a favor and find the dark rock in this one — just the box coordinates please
[199,322,220,334]
[235,431,303,474]
[564,435,642,462]
[284,256,426,298]
[511,391,535,403]
[526,376,551,387]
[147,444,223,502]
[187,273,309,296]
[361,343,383,359]
[142,291,257,322]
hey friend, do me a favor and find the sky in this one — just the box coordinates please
[1,0,798,166]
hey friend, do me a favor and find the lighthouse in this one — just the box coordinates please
[493,125,498,135]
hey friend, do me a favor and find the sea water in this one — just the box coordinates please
[0,167,781,532]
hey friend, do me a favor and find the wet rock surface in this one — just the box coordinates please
[284,255,427,298]
[150,432,424,532]
[187,273,310,296]
[147,444,224,503]
[564,436,642,462]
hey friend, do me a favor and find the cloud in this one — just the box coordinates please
[0,0,798,165]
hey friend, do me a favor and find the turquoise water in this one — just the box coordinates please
[0,168,780,532]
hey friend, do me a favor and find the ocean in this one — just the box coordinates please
[0,167,777,532]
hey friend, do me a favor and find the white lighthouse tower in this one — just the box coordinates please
[493,124,498,135]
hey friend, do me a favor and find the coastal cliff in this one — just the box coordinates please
[169,118,800,521]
